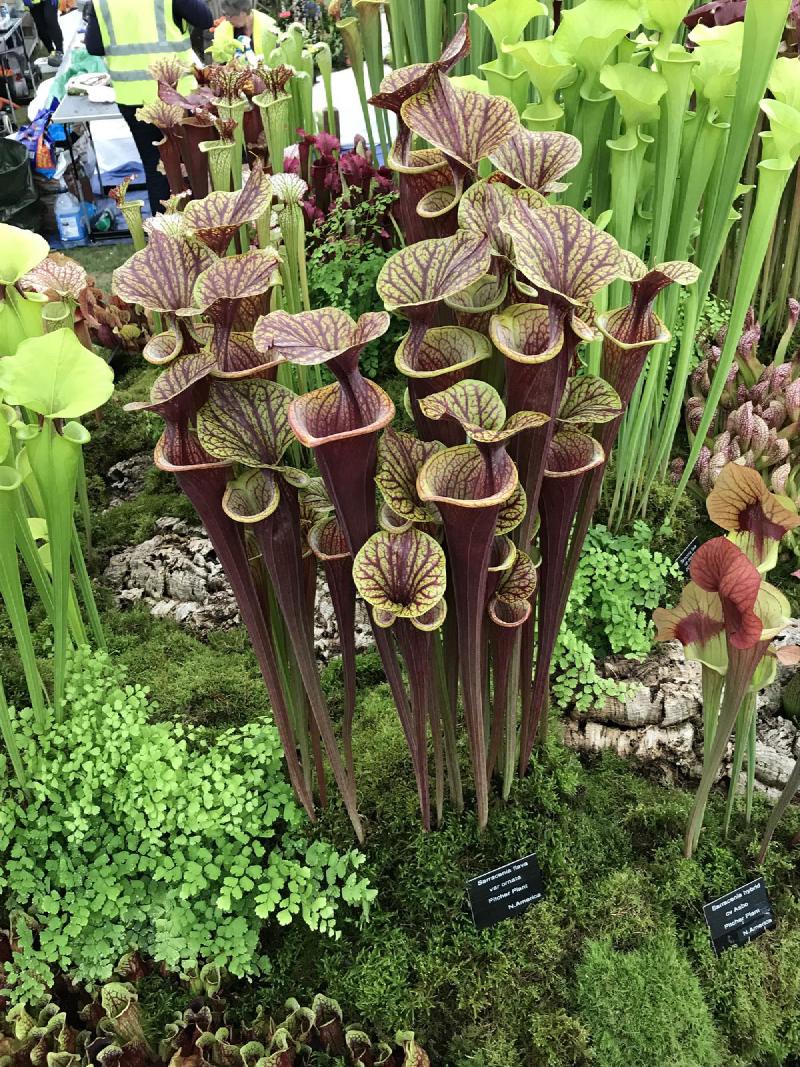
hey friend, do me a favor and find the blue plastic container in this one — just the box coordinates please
[54,191,89,244]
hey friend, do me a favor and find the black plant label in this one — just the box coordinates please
[466,852,545,931]
[675,535,701,574]
[703,877,776,955]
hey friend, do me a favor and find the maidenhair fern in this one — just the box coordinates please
[0,649,375,1004]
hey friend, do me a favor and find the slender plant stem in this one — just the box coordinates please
[434,617,464,810]
[71,522,106,650]
[723,692,756,835]
[685,643,765,857]
[0,475,49,729]
[0,675,28,794]
[757,756,800,864]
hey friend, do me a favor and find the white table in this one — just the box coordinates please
[53,91,137,240]
[52,91,120,126]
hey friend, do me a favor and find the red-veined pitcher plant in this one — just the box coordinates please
[115,22,698,835]
[654,462,799,859]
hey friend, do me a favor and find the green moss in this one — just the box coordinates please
[227,681,800,1066]
[576,934,721,1067]
[84,370,161,489]
[68,242,133,292]
[579,868,661,950]
[103,608,271,729]
[124,973,186,1047]
[694,894,800,1067]
[92,480,196,553]
[602,472,714,563]
[2,605,798,1063]
[771,550,800,617]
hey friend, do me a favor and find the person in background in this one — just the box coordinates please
[84,0,213,214]
[26,0,63,60]
[213,0,277,60]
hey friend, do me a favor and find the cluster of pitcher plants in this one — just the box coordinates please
[134,31,340,218]
[683,300,800,529]
[0,977,429,1067]
[110,20,710,840]
[346,0,800,530]
[0,9,795,861]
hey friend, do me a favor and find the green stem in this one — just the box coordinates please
[425,0,441,68]
[297,51,317,136]
[434,622,464,811]
[757,756,800,864]
[12,502,54,623]
[256,208,271,250]
[629,0,789,519]
[216,98,247,192]
[650,47,697,267]
[25,422,86,722]
[3,285,44,356]
[268,583,313,797]
[0,468,48,729]
[358,1,391,159]
[76,452,94,567]
[745,697,757,825]
[71,521,105,650]
[502,628,522,801]
[606,127,648,308]
[635,115,728,496]
[563,94,611,212]
[316,46,336,134]
[723,692,756,835]
[0,675,28,794]
[119,200,146,251]
[701,665,724,769]
[697,0,788,268]
[338,18,378,157]
[685,643,764,858]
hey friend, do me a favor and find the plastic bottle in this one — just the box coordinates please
[54,190,88,244]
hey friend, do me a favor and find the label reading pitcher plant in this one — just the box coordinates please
[466,852,545,930]
[703,877,776,955]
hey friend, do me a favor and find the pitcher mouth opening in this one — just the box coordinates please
[288,380,395,449]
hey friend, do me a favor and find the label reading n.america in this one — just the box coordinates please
[703,877,775,955]
[466,852,545,930]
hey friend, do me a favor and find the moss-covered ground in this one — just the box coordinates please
[96,614,800,1067]
[68,241,134,292]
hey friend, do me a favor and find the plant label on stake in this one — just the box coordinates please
[675,535,701,574]
[466,852,545,930]
[703,877,776,955]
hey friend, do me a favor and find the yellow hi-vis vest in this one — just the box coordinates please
[94,0,196,106]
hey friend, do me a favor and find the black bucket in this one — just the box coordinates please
[0,135,39,227]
